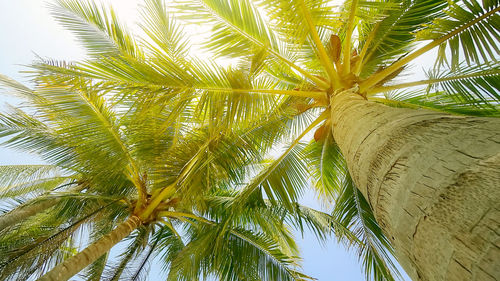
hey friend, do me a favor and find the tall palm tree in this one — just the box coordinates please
[0,0,499,280]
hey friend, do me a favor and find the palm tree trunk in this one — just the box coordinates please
[38,216,142,281]
[0,199,59,231]
[330,93,500,281]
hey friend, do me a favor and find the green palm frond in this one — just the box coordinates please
[0,74,35,99]
[370,61,500,109]
[333,174,402,281]
[426,62,500,104]
[417,0,500,69]
[199,192,299,257]
[1,77,146,197]
[172,0,279,58]
[0,198,120,281]
[34,85,133,171]
[1,77,130,176]
[83,219,119,281]
[233,112,325,210]
[84,250,109,281]
[304,134,345,200]
[166,213,309,281]
[119,228,162,281]
[154,224,186,279]
[172,0,328,87]
[0,165,67,199]
[0,106,62,158]
[195,69,280,129]
[234,142,309,211]
[256,0,338,47]
[305,138,401,281]
[140,0,191,59]
[286,203,359,244]
[376,89,500,117]
[360,0,447,77]
[0,180,84,232]
[260,143,309,209]
[103,229,149,281]
[361,0,499,91]
[51,0,142,57]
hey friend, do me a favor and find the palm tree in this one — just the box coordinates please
[0,70,347,280]
[1,0,499,280]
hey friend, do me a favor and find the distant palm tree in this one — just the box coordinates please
[0,0,499,280]
[0,67,338,280]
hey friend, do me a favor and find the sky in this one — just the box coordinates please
[0,1,420,280]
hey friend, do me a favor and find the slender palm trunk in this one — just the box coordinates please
[38,216,142,281]
[330,93,500,281]
[0,200,59,231]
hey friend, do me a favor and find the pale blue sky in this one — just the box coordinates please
[0,1,423,280]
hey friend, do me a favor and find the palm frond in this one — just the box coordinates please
[172,0,279,58]
[139,0,190,59]
[84,253,109,281]
[120,228,161,281]
[233,141,309,211]
[172,0,328,87]
[333,173,402,281]
[417,0,500,69]
[51,0,142,57]
[0,165,67,199]
[360,0,447,77]
[377,88,500,117]
[104,227,151,281]
[256,0,338,48]
[0,199,118,280]
[304,134,345,200]
[425,62,500,104]
[286,203,359,245]
[166,212,310,281]
[361,0,499,91]
[0,74,35,99]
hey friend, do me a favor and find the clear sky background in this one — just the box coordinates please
[0,1,429,280]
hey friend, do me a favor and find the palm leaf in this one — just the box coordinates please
[360,0,447,77]
[139,0,191,59]
[0,165,67,199]
[377,88,500,117]
[417,0,500,69]
[172,0,279,58]
[166,213,309,281]
[51,0,141,57]
[104,227,151,281]
[333,173,402,281]
[426,62,500,104]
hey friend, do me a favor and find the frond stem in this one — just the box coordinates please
[369,97,450,112]
[78,91,146,210]
[355,21,380,75]
[270,50,331,89]
[204,88,326,99]
[342,0,359,75]
[298,0,337,86]
[139,183,176,220]
[367,71,496,94]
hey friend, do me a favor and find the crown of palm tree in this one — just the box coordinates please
[0,0,498,280]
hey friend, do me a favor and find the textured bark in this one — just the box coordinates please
[0,199,59,231]
[330,93,500,281]
[38,216,142,281]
